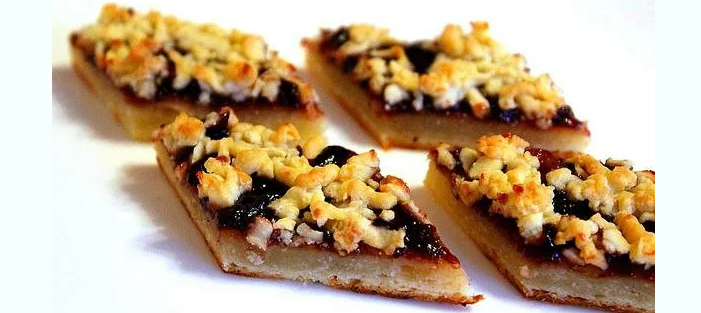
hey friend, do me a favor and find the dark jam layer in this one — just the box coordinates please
[321,27,350,50]
[309,145,357,167]
[552,189,595,220]
[298,207,336,246]
[176,141,451,259]
[373,206,456,262]
[216,174,288,230]
[205,110,231,140]
[319,29,584,129]
[525,146,567,180]
[178,150,289,230]
[443,148,653,280]
[186,153,217,186]
[403,43,437,74]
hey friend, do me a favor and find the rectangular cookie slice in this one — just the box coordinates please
[304,23,589,150]
[426,134,654,312]
[70,4,324,141]
[153,107,482,304]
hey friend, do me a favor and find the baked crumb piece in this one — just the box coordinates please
[435,134,655,270]
[158,108,451,262]
[74,4,317,108]
[245,217,273,251]
[317,23,582,129]
[197,156,253,208]
[615,212,655,266]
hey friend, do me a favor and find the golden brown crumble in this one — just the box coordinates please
[73,4,316,107]
[161,113,206,151]
[318,23,575,128]
[435,135,655,269]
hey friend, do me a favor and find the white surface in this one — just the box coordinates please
[51,1,654,312]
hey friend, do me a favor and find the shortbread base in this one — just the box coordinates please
[304,42,590,151]
[424,158,653,313]
[154,141,482,305]
[70,44,325,141]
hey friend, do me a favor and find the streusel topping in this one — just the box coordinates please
[73,4,317,108]
[159,108,452,260]
[317,23,583,129]
[435,135,654,270]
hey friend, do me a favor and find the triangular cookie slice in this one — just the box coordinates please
[426,134,654,312]
[154,107,482,304]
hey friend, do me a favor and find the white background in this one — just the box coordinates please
[51,1,654,312]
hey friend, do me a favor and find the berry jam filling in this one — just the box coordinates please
[276,79,302,108]
[322,27,350,50]
[298,207,335,245]
[538,224,563,261]
[182,150,288,231]
[526,146,567,181]
[154,53,177,99]
[373,206,452,260]
[404,43,436,74]
[172,146,195,164]
[341,55,359,74]
[487,95,523,124]
[187,153,218,186]
[605,253,654,280]
[216,174,289,230]
[446,148,467,177]
[173,79,201,102]
[401,222,449,259]
[552,189,595,220]
[309,145,358,167]
[552,105,584,128]
[497,109,522,124]
[204,110,231,140]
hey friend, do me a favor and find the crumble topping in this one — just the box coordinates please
[435,135,655,270]
[159,108,447,259]
[161,113,206,151]
[317,23,582,129]
[616,211,655,265]
[339,24,394,56]
[301,135,328,159]
[437,138,557,244]
[74,4,317,108]
[197,155,253,208]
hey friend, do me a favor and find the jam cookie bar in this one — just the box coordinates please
[304,23,589,150]
[70,4,324,141]
[425,134,654,313]
[153,107,482,304]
